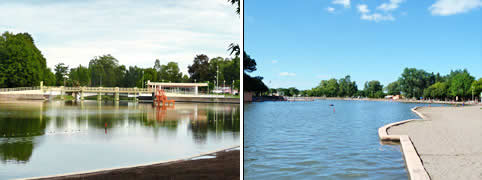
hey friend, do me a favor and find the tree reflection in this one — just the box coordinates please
[0,137,35,163]
[0,102,47,163]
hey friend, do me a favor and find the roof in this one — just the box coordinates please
[147,82,208,87]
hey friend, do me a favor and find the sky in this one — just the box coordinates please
[0,0,239,74]
[245,0,482,90]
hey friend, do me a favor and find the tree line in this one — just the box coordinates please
[286,68,481,101]
[0,32,239,90]
[243,54,482,101]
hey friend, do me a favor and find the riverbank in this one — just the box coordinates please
[26,148,240,180]
[387,106,482,180]
[315,97,477,105]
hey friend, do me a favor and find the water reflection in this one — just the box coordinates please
[0,101,239,166]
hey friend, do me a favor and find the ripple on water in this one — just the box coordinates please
[244,100,415,179]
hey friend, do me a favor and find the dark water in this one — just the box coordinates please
[244,100,441,179]
[0,101,239,179]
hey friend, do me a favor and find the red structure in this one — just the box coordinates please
[155,88,175,107]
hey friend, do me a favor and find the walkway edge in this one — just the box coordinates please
[19,145,240,180]
[378,107,430,180]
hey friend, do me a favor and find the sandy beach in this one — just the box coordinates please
[388,106,482,180]
[31,149,240,180]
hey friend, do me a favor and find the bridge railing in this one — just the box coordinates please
[0,86,40,92]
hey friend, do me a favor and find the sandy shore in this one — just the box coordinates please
[30,149,240,180]
[388,106,482,180]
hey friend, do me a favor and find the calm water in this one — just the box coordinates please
[0,101,239,179]
[244,100,441,179]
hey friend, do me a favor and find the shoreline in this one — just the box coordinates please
[380,105,482,180]
[250,95,478,105]
[21,146,240,180]
[378,107,430,180]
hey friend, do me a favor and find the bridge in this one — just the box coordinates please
[0,81,224,102]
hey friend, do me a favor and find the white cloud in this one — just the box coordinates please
[279,72,296,77]
[361,13,395,22]
[271,60,278,64]
[377,0,404,11]
[356,4,394,22]
[0,0,239,75]
[429,0,482,16]
[357,4,370,13]
[326,7,335,13]
[332,0,350,8]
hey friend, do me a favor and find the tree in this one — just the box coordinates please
[54,63,69,86]
[447,70,474,100]
[364,80,384,98]
[288,87,299,96]
[160,62,182,82]
[188,54,211,82]
[338,75,357,97]
[398,68,433,98]
[385,81,401,95]
[424,82,448,100]
[123,66,143,87]
[227,0,240,14]
[243,52,268,95]
[243,52,257,73]
[471,78,482,101]
[0,32,52,87]
[88,54,120,87]
[69,65,90,86]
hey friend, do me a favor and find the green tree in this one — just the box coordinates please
[42,68,56,86]
[338,75,357,97]
[364,80,384,98]
[385,81,401,95]
[188,54,211,82]
[288,87,299,96]
[447,69,474,100]
[471,78,482,100]
[423,82,448,100]
[398,68,433,98]
[88,54,120,87]
[54,63,69,86]
[160,62,182,82]
[69,65,90,86]
[123,66,143,87]
[0,32,51,87]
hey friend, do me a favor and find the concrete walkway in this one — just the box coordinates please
[388,106,482,180]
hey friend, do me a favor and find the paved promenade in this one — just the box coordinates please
[388,106,482,180]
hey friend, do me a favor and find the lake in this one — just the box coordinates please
[244,100,441,179]
[0,101,240,179]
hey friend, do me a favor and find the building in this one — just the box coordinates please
[146,81,208,95]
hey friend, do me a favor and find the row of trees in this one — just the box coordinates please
[294,76,385,98]
[0,32,240,89]
[296,68,481,101]
[254,67,481,101]
[54,54,240,88]
[388,68,481,100]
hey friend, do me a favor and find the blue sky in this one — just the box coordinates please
[0,0,239,74]
[245,0,482,90]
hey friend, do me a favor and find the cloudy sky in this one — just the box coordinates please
[0,0,240,74]
[245,0,481,89]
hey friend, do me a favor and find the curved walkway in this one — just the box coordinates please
[380,106,482,180]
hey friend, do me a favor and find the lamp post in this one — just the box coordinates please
[216,66,219,92]
[63,75,68,87]
[223,80,225,95]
